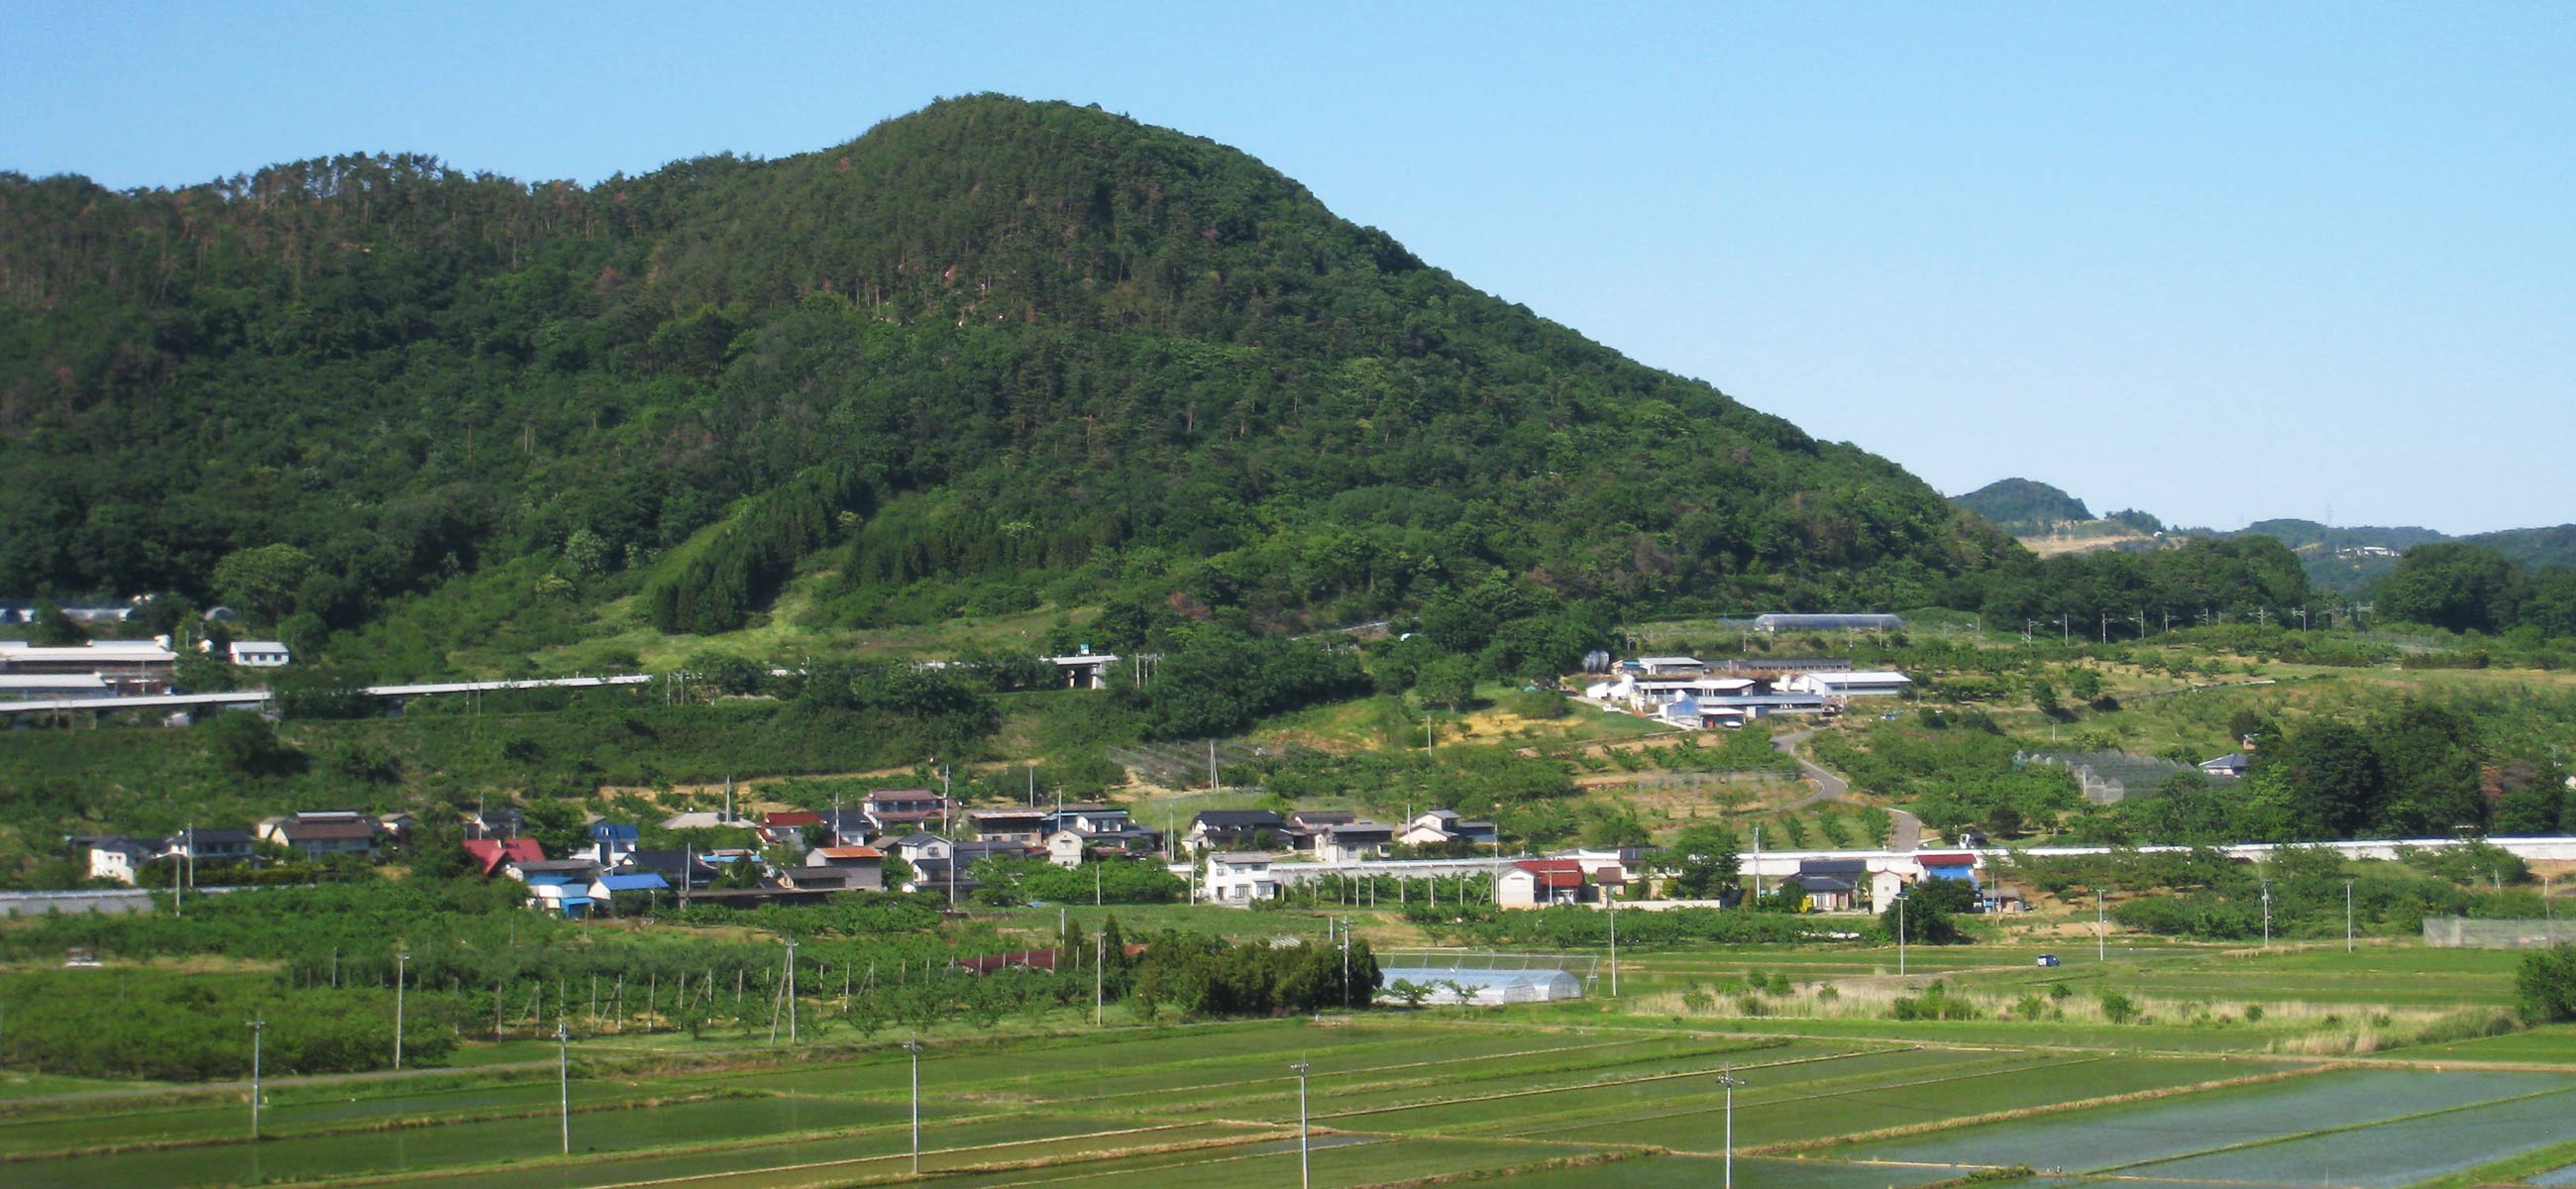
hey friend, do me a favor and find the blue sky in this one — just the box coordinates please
[9,2,2570,533]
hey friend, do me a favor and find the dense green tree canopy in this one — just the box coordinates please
[0,95,2009,673]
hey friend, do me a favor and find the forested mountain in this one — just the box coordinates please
[1950,479,2092,534]
[2468,526,2576,571]
[1,95,2016,673]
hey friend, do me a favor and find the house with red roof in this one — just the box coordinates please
[757,811,823,850]
[463,837,545,877]
[1498,858,1595,908]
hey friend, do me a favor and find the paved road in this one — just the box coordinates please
[1772,727,1924,851]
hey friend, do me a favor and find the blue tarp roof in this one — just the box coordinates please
[596,873,669,891]
[590,823,640,839]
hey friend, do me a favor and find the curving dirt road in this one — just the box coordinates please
[1771,726,1923,851]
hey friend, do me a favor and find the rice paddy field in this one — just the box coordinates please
[9,941,2576,1188]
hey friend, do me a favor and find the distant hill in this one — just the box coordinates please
[2229,519,2448,554]
[1952,481,2568,598]
[2468,525,2576,570]
[1952,479,2093,534]
[0,95,2009,675]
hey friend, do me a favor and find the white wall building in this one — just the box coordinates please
[1205,852,1283,903]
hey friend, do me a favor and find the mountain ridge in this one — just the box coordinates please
[1,94,2009,675]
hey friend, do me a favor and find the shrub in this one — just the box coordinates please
[2516,943,2576,1024]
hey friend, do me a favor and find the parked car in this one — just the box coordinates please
[2035,953,2061,967]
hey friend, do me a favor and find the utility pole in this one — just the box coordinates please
[2344,879,2357,952]
[249,1019,266,1139]
[1095,933,1106,1027]
[2096,886,2107,963]
[906,1039,924,1176]
[556,1020,571,1154]
[393,950,410,1070]
[1608,896,1619,997]
[1897,894,1908,977]
[1751,825,1762,901]
[1340,919,1351,1011]
[1291,1062,1313,1189]
[784,938,799,1043]
[2261,875,2274,947]
[1718,1064,1748,1189]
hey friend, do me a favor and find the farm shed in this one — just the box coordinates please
[1379,966,1583,1006]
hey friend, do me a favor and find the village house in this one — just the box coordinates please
[890,832,952,867]
[226,640,292,667]
[801,844,886,891]
[1282,810,1358,854]
[615,848,716,891]
[1185,810,1287,853]
[1793,857,1870,911]
[1498,858,1594,908]
[863,789,952,834]
[467,806,527,840]
[965,808,1049,845]
[506,858,607,917]
[1396,810,1497,849]
[84,836,160,885]
[589,871,670,914]
[948,838,1035,870]
[1205,852,1283,903]
[167,826,259,867]
[577,822,640,864]
[463,836,546,878]
[257,811,380,861]
[1317,820,1395,865]
[774,866,872,893]
[756,811,822,850]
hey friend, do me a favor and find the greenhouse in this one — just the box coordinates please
[1378,966,1584,1006]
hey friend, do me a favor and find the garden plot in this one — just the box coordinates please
[3,1093,929,1189]
[0,1079,676,1156]
[1467,1153,1980,1189]
[1840,1067,2574,1173]
[377,1121,1278,1189]
[1040,1032,1710,1115]
[2110,1082,2576,1188]
[1342,1044,1999,1138]
[1542,1054,2276,1151]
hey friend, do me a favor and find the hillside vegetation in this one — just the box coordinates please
[2,94,2010,676]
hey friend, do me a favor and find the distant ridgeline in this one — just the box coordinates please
[21,97,2465,669]
[1,94,2019,667]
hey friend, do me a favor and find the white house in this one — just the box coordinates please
[85,837,158,885]
[228,640,292,667]
[892,832,952,867]
[1396,810,1497,849]
[1044,829,1090,868]
[1205,852,1283,903]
